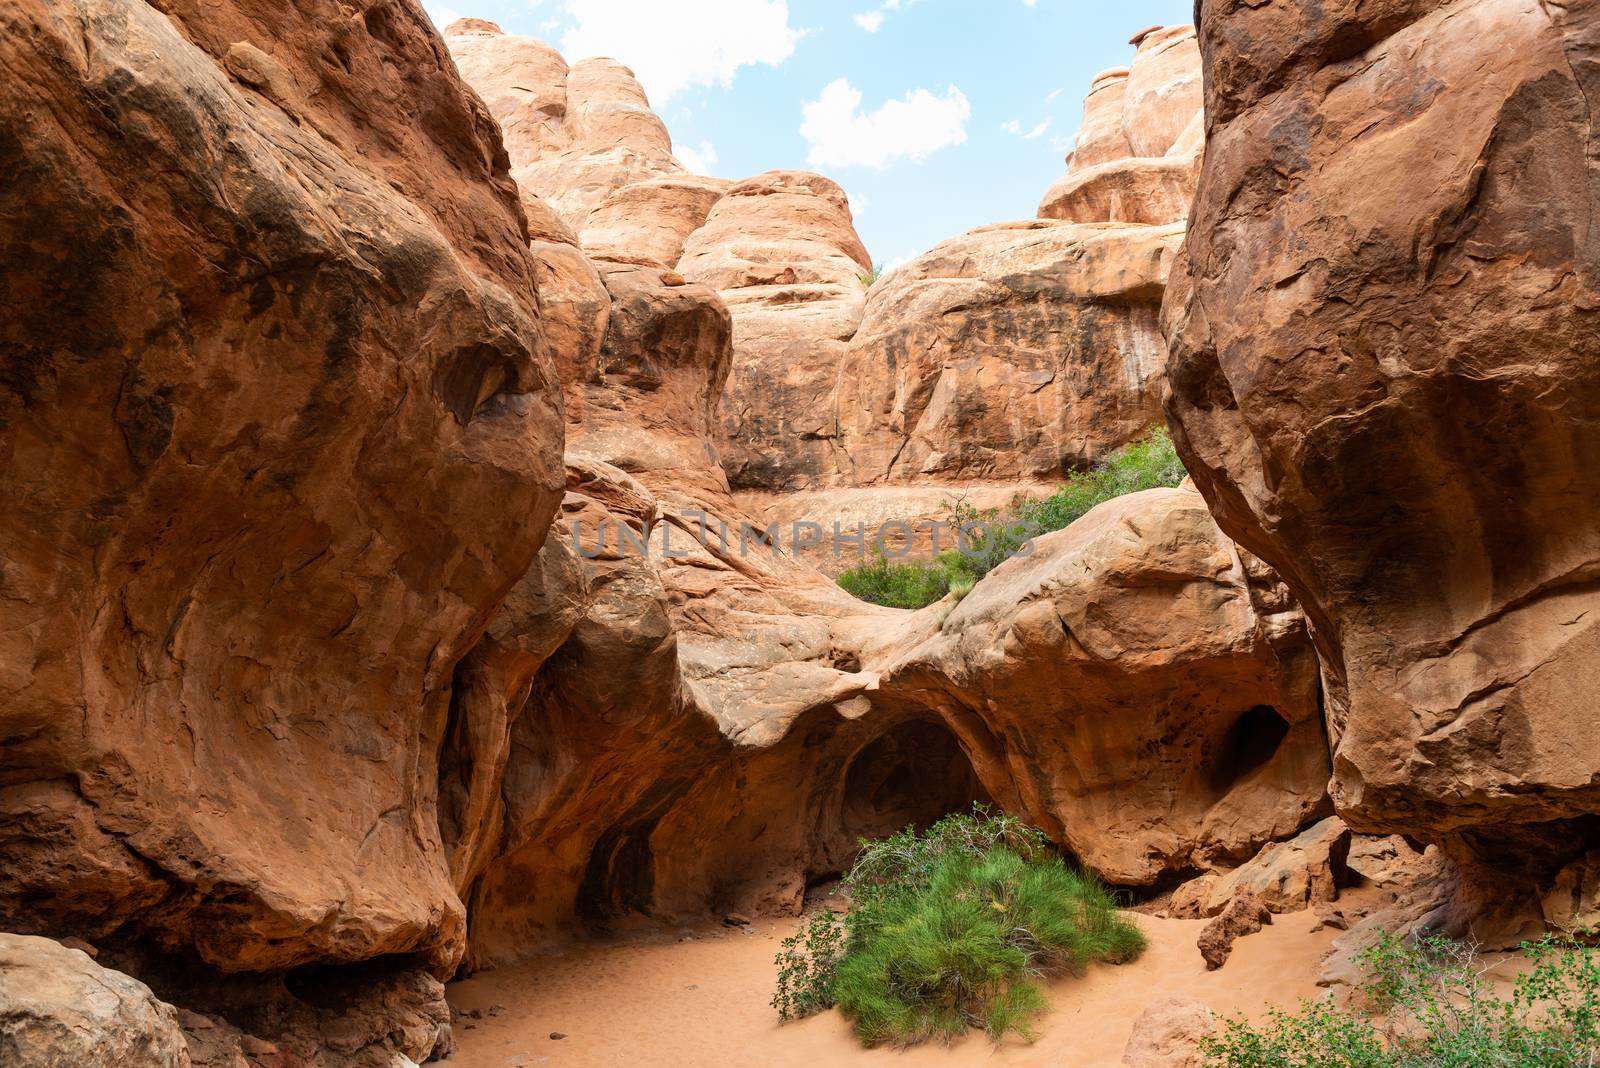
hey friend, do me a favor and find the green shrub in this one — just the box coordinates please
[1203,930,1600,1068]
[832,427,1188,609]
[836,554,950,609]
[772,806,1146,1047]
[861,262,884,286]
[946,425,1188,583]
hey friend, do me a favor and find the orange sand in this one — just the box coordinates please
[442,909,1341,1068]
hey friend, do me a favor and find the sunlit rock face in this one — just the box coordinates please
[677,170,872,492]
[1163,0,1600,935]
[1040,24,1203,226]
[0,0,567,1061]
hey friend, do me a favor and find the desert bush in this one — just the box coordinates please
[835,553,950,609]
[833,427,1187,609]
[1203,930,1600,1067]
[773,806,1146,1046]
[945,425,1188,582]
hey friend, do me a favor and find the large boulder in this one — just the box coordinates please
[1163,0,1600,921]
[0,0,563,984]
[0,935,190,1067]
[834,220,1183,485]
[874,487,1329,885]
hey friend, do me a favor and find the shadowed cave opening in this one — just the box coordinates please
[1209,704,1290,797]
[839,717,991,846]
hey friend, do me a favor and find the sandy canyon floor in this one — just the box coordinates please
[442,907,1341,1068]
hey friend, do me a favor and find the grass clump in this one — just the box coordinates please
[832,426,1187,610]
[860,262,884,286]
[1203,930,1600,1067]
[772,806,1145,1047]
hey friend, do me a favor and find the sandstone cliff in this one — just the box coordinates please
[1163,0,1600,944]
[0,0,565,1060]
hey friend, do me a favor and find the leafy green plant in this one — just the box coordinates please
[944,425,1188,584]
[836,553,950,609]
[860,262,884,286]
[773,908,845,1023]
[772,806,1146,1047]
[1203,930,1600,1067]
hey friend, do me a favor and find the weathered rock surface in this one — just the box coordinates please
[679,171,872,491]
[874,487,1328,885]
[834,221,1182,485]
[450,466,1329,959]
[1042,25,1202,225]
[0,935,190,1067]
[1163,0,1600,925]
[0,0,563,1058]
[580,174,733,270]
[1121,997,1214,1068]
[2,0,565,973]
[1172,817,1350,918]
[446,21,683,230]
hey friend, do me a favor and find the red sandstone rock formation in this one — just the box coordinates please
[0,5,1353,1059]
[1040,25,1203,226]
[679,170,873,491]
[1163,0,1600,938]
[834,220,1182,486]
[0,0,562,1059]
[445,20,683,231]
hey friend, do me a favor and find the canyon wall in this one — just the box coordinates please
[0,0,566,1061]
[435,18,1332,968]
[4,4,1516,1060]
[1163,0,1600,942]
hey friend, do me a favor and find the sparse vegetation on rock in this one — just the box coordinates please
[773,807,1145,1046]
[1203,931,1600,1067]
[834,426,1186,608]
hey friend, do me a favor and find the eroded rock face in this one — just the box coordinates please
[580,174,733,270]
[834,220,1182,485]
[1163,0,1600,915]
[1041,24,1202,225]
[0,935,190,1067]
[446,21,686,231]
[679,171,872,491]
[874,487,1329,885]
[0,0,562,1047]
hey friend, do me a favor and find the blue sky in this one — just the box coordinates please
[423,0,1194,267]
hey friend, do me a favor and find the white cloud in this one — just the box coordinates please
[852,0,923,33]
[801,78,970,169]
[1003,117,1053,140]
[848,191,869,217]
[675,139,719,175]
[1044,87,1064,104]
[561,0,801,103]
[422,2,464,30]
